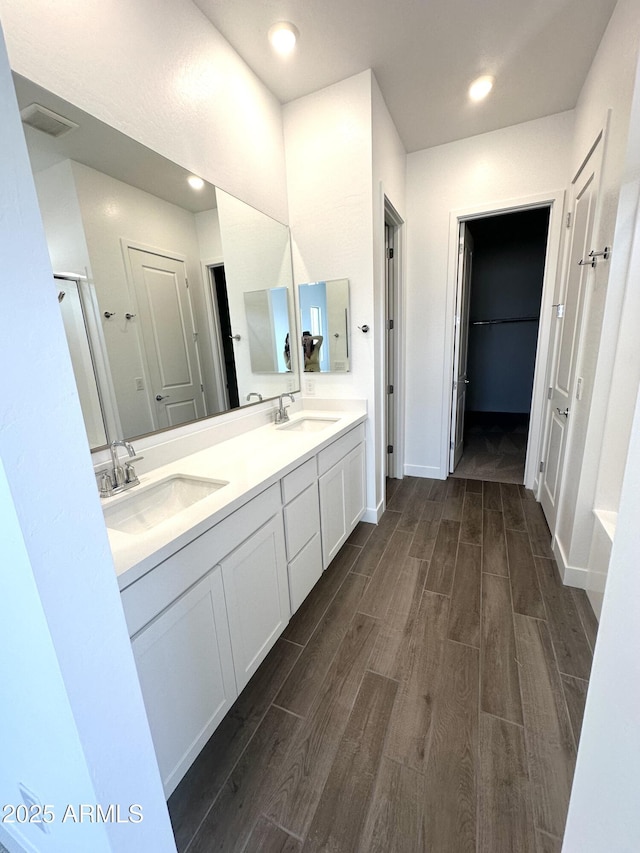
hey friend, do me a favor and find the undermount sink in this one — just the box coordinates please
[277,416,340,433]
[103,474,228,535]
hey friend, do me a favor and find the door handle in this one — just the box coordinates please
[464,379,470,384]
[156,394,170,402]
[556,407,569,418]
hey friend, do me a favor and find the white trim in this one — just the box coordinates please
[0,821,39,853]
[201,257,230,413]
[443,189,566,485]
[384,193,405,485]
[546,115,611,546]
[538,116,610,539]
[553,534,589,588]
[362,498,384,523]
[404,463,443,479]
[54,271,123,447]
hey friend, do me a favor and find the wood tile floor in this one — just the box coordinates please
[168,476,598,853]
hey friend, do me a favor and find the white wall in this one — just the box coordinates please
[0,0,288,223]
[216,188,298,402]
[405,111,574,477]
[562,362,640,851]
[0,29,175,852]
[284,71,378,513]
[195,207,223,261]
[0,460,112,853]
[372,74,407,507]
[554,0,640,573]
[31,158,92,274]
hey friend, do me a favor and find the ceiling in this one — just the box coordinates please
[193,0,618,152]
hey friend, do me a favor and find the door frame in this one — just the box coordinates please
[201,257,234,413]
[54,272,122,446]
[443,189,566,487]
[383,196,405,483]
[449,222,474,473]
[539,119,609,555]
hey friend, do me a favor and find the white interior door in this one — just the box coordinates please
[450,222,474,472]
[127,246,206,429]
[540,137,603,530]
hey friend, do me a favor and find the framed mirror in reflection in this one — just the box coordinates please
[298,279,350,372]
[14,73,300,451]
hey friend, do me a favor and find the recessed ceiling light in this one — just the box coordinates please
[187,175,205,190]
[268,22,299,56]
[469,76,494,102]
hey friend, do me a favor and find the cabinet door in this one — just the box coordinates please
[221,514,290,691]
[319,461,347,568]
[131,568,236,797]
[288,532,323,613]
[345,442,366,532]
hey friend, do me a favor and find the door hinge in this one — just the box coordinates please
[566,212,572,229]
[387,384,394,394]
[547,386,553,400]
[553,303,565,319]
[387,444,394,454]
[450,440,455,450]
[459,241,464,254]
[539,460,545,473]
[200,384,204,392]
[386,247,394,260]
[185,278,189,288]
[387,318,394,330]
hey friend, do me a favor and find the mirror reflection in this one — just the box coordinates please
[298,279,350,372]
[14,73,300,450]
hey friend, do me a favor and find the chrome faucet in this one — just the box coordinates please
[275,393,295,424]
[97,439,143,498]
[246,392,263,402]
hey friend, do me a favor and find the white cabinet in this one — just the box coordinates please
[221,513,289,692]
[282,459,323,613]
[120,419,366,798]
[318,425,366,568]
[122,483,288,794]
[131,568,236,798]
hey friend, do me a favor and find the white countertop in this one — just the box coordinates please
[105,409,367,590]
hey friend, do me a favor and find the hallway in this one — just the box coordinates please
[168,476,597,852]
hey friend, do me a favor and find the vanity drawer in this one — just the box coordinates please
[284,483,320,560]
[121,483,281,636]
[281,457,317,504]
[317,423,365,475]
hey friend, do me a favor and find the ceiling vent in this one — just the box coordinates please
[20,103,79,138]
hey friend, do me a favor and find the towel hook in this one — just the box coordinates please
[578,247,610,268]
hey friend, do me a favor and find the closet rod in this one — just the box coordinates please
[470,315,539,326]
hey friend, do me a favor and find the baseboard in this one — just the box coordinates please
[362,500,383,524]
[403,464,443,479]
[0,821,37,853]
[553,536,589,589]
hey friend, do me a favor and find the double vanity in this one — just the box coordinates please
[104,407,367,797]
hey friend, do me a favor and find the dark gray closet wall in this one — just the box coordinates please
[466,208,549,413]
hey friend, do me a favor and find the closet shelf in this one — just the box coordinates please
[470,315,539,326]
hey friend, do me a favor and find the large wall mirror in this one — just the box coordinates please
[298,279,350,372]
[14,74,300,451]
